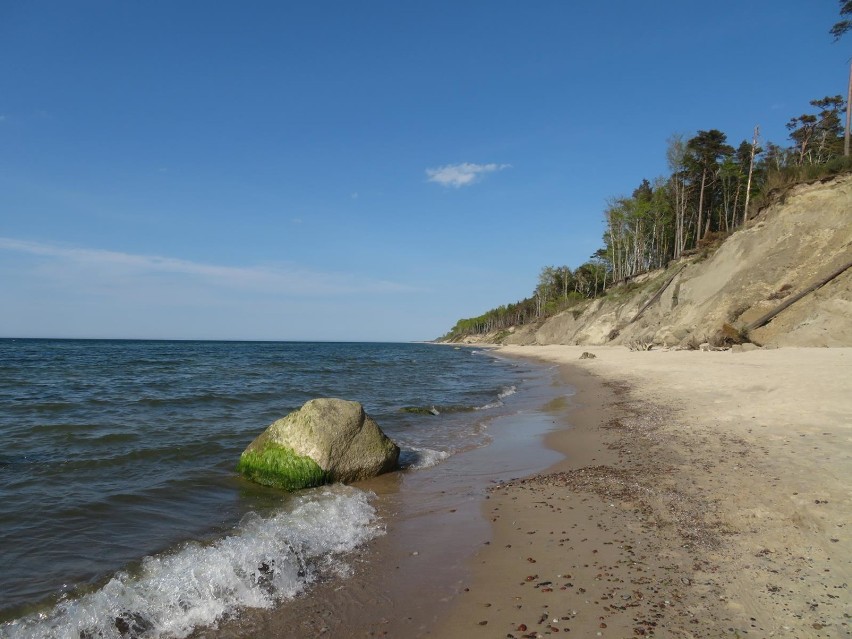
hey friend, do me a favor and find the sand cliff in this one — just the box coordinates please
[463,174,852,349]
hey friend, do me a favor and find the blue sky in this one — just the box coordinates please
[0,1,846,341]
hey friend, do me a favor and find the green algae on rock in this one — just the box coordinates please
[237,398,400,491]
[236,444,328,491]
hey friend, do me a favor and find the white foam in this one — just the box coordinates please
[1,485,381,639]
[475,385,517,411]
[498,385,517,399]
[399,446,451,470]
[474,401,500,410]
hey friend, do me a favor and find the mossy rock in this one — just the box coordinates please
[237,398,400,491]
[237,444,328,491]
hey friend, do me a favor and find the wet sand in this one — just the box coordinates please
[195,355,573,638]
[440,345,852,638]
[198,345,852,638]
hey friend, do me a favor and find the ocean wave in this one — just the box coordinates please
[475,385,517,411]
[399,405,478,416]
[131,391,275,408]
[498,385,517,400]
[0,486,381,639]
[400,385,518,417]
[399,406,443,416]
[398,446,451,470]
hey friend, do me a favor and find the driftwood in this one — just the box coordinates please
[743,258,852,333]
[629,265,688,325]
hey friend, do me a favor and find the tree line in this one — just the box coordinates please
[443,93,851,341]
[444,1,852,341]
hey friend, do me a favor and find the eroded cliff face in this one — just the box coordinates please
[469,174,852,348]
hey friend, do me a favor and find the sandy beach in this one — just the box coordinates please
[438,345,852,638]
[191,344,851,639]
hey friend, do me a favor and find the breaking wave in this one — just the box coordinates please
[399,446,452,470]
[0,486,381,639]
[475,385,517,410]
[401,385,519,417]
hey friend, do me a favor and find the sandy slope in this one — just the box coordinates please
[469,175,852,349]
[440,345,852,638]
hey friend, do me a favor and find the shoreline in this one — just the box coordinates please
[193,344,852,638]
[194,350,574,638]
[439,345,852,638]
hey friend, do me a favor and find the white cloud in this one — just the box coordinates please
[0,237,409,296]
[425,162,511,188]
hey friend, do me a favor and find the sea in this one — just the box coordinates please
[0,339,548,639]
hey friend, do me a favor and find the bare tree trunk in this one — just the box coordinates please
[633,219,642,275]
[743,126,759,226]
[744,259,852,333]
[696,169,707,246]
[607,214,622,281]
[676,177,688,258]
[675,187,683,258]
[846,61,852,157]
[732,182,741,230]
[799,136,810,166]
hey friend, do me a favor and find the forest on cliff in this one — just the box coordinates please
[444,5,852,341]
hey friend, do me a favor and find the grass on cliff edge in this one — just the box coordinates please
[237,444,328,491]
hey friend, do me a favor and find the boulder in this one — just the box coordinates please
[237,398,400,491]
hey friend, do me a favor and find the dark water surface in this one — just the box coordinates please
[0,340,538,638]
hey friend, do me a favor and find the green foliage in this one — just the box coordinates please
[830,0,852,40]
[687,130,735,172]
[786,96,845,166]
[237,443,328,491]
[748,154,852,214]
[443,89,852,341]
[817,153,852,176]
[441,296,538,340]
